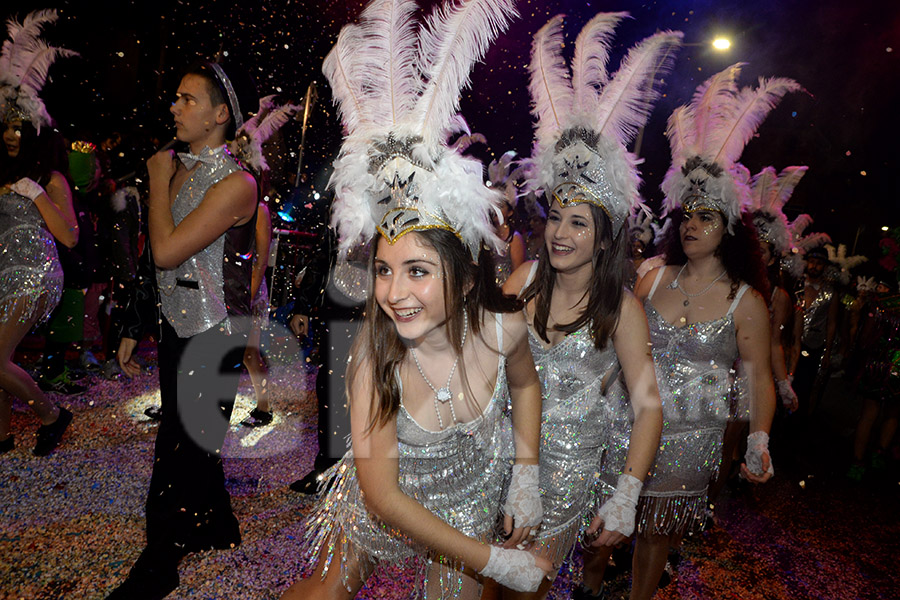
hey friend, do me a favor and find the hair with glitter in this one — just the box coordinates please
[349,228,519,431]
[523,202,627,350]
[661,208,770,303]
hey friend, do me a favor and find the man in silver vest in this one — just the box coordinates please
[108,60,259,600]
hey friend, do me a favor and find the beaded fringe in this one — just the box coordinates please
[635,492,710,537]
[298,455,475,600]
[0,288,60,327]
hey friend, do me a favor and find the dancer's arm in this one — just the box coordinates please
[502,309,543,548]
[588,291,663,546]
[146,150,257,269]
[12,172,79,247]
[734,289,776,483]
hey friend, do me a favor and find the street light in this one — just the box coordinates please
[712,37,732,51]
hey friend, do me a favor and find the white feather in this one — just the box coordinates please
[664,106,695,166]
[748,165,777,211]
[571,12,627,121]
[690,62,743,157]
[710,76,802,165]
[357,0,420,127]
[595,30,682,146]
[772,165,807,209]
[413,0,517,145]
[322,24,370,137]
[528,15,574,143]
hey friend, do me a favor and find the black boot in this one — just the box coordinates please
[105,545,182,600]
[33,407,73,456]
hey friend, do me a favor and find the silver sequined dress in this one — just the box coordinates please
[522,264,622,566]
[0,190,63,325]
[300,313,514,599]
[635,267,749,536]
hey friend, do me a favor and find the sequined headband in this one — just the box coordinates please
[209,62,243,132]
[2,104,30,124]
[681,189,728,217]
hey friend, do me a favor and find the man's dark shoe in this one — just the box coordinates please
[0,435,14,454]
[241,408,273,427]
[33,407,73,456]
[290,469,327,495]
[105,546,180,600]
[37,372,86,396]
[144,405,163,421]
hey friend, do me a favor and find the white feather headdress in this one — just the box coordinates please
[785,213,831,277]
[661,64,801,232]
[324,0,517,259]
[487,150,527,208]
[528,13,682,236]
[0,10,77,132]
[627,202,654,246]
[230,95,301,173]
[826,243,868,285]
[747,165,807,255]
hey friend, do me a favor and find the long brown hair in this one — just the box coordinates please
[349,228,520,431]
[522,202,627,350]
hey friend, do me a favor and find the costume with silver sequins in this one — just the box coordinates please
[156,145,246,338]
[635,266,748,536]
[0,190,63,325]
[299,313,514,599]
[521,264,621,566]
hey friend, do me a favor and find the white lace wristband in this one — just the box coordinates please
[502,463,542,528]
[10,177,47,201]
[595,473,642,537]
[478,545,544,592]
[745,430,775,476]
[776,379,797,408]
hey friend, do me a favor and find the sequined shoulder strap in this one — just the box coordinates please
[727,283,751,316]
[647,266,667,301]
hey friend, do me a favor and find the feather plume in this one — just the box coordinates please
[528,15,574,141]
[690,62,743,155]
[322,24,370,137]
[710,76,802,165]
[571,12,627,120]
[0,9,77,131]
[664,106,695,165]
[450,131,486,153]
[594,30,682,146]
[749,166,777,210]
[796,232,831,252]
[357,0,420,127]
[232,95,301,172]
[772,165,807,209]
[413,0,517,145]
[789,213,813,238]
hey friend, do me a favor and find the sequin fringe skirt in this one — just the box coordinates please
[298,454,484,600]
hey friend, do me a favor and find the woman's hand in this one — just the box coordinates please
[741,430,774,483]
[478,545,552,592]
[501,463,542,549]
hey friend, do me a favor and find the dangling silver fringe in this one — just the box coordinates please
[297,450,501,599]
[635,492,711,537]
[0,288,61,326]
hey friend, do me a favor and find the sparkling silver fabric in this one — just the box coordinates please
[300,316,514,599]
[634,299,742,536]
[491,239,513,286]
[801,283,833,349]
[0,191,63,325]
[156,145,242,338]
[528,324,620,566]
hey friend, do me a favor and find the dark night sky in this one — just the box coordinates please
[7,0,900,264]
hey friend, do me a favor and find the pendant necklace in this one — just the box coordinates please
[411,312,468,429]
[667,264,727,307]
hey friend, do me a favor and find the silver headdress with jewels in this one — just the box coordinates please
[0,10,77,131]
[747,165,808,256]
[324,0,517,260]
[528,13,682,236]
[662,63,801,232]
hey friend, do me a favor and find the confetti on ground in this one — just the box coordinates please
[2,341,898,599]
